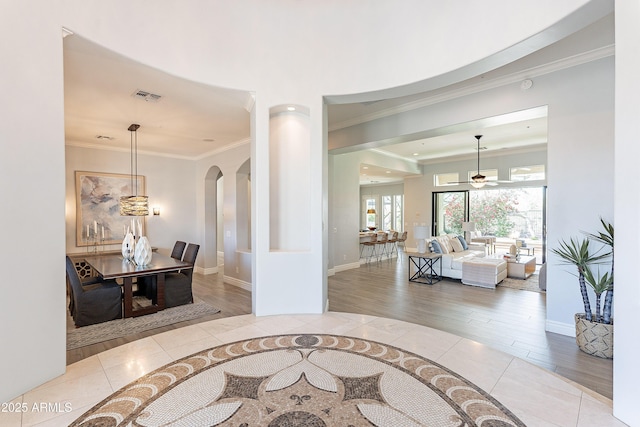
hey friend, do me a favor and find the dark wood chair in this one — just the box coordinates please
[66,256,122,327]
[164,243,200,308]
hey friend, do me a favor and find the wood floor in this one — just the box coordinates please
[66,258,613,399]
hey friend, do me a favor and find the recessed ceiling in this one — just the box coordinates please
[63,35,252,159]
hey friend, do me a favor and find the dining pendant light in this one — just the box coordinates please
[120,123,149,216]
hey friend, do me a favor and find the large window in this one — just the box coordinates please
[361,194,404,230]
[432,191,468,236]
[364,198,376,228]
[434,172,459,187]
[510,165,545,182]
[432,187,546,262]
[382,195,404,231]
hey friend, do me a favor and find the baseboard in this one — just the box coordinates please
[223,275,252,291]
[200,266,219,275]
[546,319,575,337]
[334,262,361,273]
[327,268,335,277]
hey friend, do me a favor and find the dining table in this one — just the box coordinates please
[83,253,193,318]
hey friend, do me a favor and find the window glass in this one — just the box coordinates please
[510,165,545,181]
[393,195,403,231]
[365,198,376,228]
[434,172,459,187]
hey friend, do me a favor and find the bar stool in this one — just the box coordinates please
[375,232,389,261]
[387,231,399,257]
[361,233,378,263]
[397,231,408,252]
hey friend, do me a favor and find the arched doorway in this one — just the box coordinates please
[204,166,223,274]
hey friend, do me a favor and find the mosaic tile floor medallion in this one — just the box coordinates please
[71,334,526,426]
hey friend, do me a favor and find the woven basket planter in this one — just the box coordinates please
[574,313,613,359]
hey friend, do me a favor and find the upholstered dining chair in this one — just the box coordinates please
[170,240,187,260]
[66,256,122,327]
[142,240,188,301]
[164,243,200,308]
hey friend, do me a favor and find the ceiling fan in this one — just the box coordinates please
[449,135,508,188]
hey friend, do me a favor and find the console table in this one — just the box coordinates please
[407,252,442,285]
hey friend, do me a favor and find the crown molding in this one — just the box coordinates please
[329,45,614,132]
[194,138,251,160]
[66,137,251,161]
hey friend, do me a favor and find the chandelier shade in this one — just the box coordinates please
[120,195,149,216]
[119,123,149,216]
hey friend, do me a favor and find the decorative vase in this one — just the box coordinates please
[122,232,135,261]
[574,313,613,359]
[134,236,153,266]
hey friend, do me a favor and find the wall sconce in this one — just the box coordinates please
[153,207,160,216]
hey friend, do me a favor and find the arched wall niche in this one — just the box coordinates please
[269,105,311,251]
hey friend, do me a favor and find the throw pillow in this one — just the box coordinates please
[433,237,449,254]
[450,236,464,252]
[437,236,453,253]
[457,235,468,250]
[430,240,442,254]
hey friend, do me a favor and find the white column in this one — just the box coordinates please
[252,95,326,315]
[613,1,640,424]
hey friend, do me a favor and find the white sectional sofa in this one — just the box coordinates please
[426,235,486,279]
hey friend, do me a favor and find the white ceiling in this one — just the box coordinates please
[63,35,252,159]
[63,13,612,174]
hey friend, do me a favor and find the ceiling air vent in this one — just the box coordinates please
[132,89,162,102]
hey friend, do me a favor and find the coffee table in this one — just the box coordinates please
[504,255,536,279]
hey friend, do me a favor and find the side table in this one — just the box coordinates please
[407,252,442,285]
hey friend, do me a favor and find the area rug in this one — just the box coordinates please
[70,334,526,426]
[67,302,220,350]
[499,274,543,293]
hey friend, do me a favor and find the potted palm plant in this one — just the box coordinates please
[551,218,614,358]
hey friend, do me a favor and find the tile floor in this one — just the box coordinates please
[1,312,628,427]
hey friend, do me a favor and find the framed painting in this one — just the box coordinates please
[75,171,146,247]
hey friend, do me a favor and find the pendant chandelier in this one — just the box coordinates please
[119,123,149,216]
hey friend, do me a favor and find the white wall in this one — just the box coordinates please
[613,1,640,422]
[0,2,67,404]
[330,58,614,334]
[1,0,621,412]
[196,143,251,286]
[65,146,199,257]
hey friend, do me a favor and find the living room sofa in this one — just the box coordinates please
[427,235,486,280]
[425,235,507,288]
